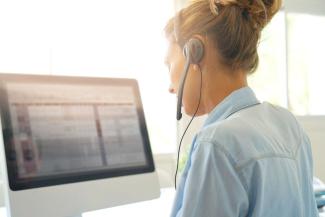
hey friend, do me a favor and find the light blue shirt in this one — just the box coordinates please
[171,87,319,217]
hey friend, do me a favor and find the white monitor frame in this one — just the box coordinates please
[0,73,160,217]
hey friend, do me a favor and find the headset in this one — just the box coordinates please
[176,38,205,120]
[175,37,204,189]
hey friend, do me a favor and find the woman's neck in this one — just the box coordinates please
[201,68,248,114]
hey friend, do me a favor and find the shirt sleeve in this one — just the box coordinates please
[176,141,249,217]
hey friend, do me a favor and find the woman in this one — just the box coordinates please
[164,0,319,216]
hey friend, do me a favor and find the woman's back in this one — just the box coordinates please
[206,104,317,216]
[172,87,318,217]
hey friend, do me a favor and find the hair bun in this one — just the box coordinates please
[245,0,282,29]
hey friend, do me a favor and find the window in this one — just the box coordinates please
[248,12,325,115]
[248,11,287,107]
[287,13,325,115]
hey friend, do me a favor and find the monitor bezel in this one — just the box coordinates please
[0,73,155,191]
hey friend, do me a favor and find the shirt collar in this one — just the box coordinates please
[203,86,260,128]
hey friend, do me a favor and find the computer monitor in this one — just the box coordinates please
[0,73,160,217]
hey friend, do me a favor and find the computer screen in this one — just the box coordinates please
[0,74,155,191]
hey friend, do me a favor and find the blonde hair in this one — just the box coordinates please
[165,0,282,74]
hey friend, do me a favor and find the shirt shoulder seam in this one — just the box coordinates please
[198,139,302,172]
[235,153,297,172]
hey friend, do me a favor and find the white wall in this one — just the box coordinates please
[284,0,325,15]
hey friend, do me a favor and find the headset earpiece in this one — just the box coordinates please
[183,38,204,64]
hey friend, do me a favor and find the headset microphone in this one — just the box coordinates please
[176,58,190,120]
[176,38,204,121]
[174,38,204,189]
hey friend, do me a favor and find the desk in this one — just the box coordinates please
[0,188,175,217]
[320,207,325,217]
[1,190,324,217]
